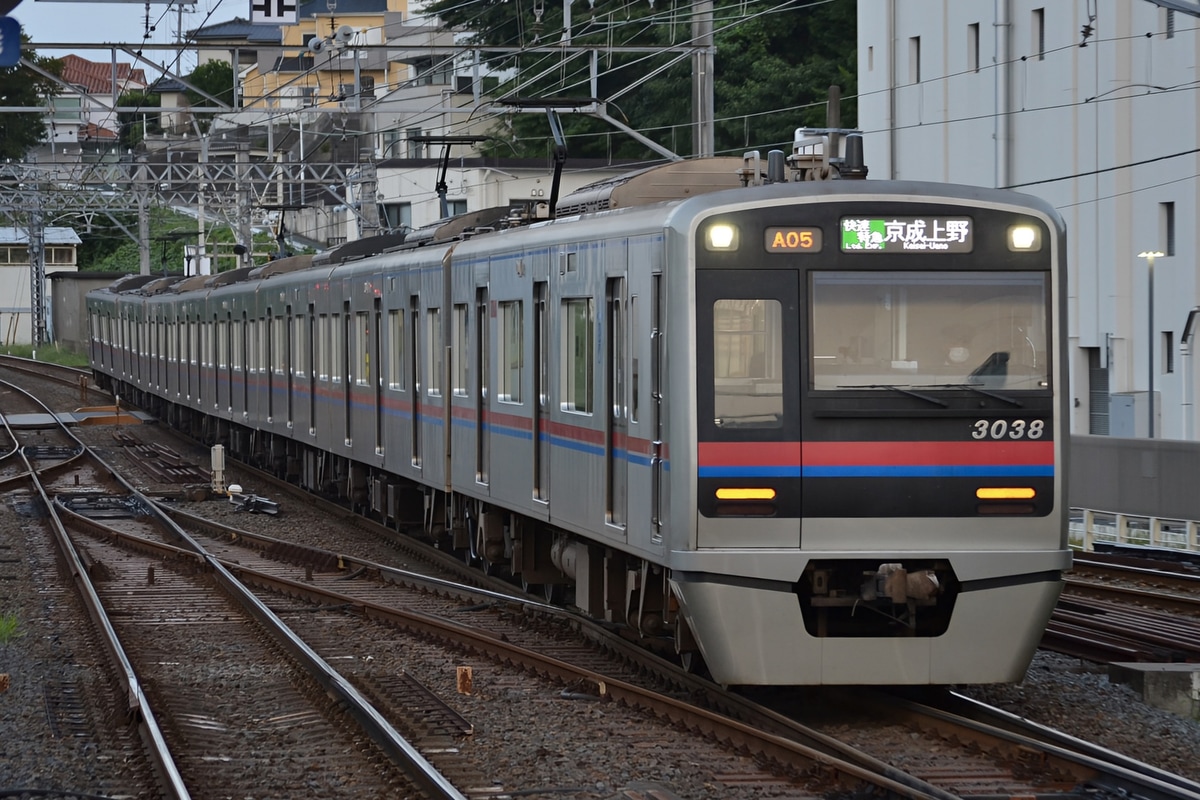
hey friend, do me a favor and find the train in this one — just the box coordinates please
[86,133,1070,686]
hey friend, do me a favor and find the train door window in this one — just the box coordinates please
[713,299,783,428]
[373,301,383,454]
[534,282,549,502]
[427,307,442,397]
[207,321,216,369]
[453,303,469,396]
[630,295,639,423]
[561,298,593,413]
[410,297,421,466]
[475,288,489,485]
[331,314,343,384]
[292,315,306,378]
[342,306,351,444]
[387,309,404,390]
[355,312,370,385]
[233,319,243,370]
[308,307,317,435]
[317,314,329,380]
[248,319,258,373]
[272,316,286,376]
[498,300,522,404]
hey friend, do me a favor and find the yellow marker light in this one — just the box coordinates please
[976,487,1036,500]
[707,223,738,250]
[1007,224,1041,251]
[716,487,776,500]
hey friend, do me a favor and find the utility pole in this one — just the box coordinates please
[692,0,715,158]
[28,198,46,345]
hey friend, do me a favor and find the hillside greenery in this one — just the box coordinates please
[420,0,856,160]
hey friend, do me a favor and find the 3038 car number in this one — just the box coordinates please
[971,419,1045,439]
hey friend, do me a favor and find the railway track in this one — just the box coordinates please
[7,362,1200,798]
[1043,553,1200,662]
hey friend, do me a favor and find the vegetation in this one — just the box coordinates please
[0,613,23,646]
[0,35,62,159]
[185,60,236,134]
[116,88,163,149]
[1,344,90,367]
[75,207,283,274]
[421,0,856,160]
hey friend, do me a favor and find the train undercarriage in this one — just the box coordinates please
[107,378,691,663]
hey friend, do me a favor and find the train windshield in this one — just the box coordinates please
[811,271,1049,391]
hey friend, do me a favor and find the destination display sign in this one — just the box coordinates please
[841,216,973,253]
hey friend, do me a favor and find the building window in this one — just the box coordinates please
[1032,8,1045,61]
[447,199,467,216]
[382,202,411,231]
[1163,331,1175,374]
[968,23,980,73]
[1166,8,1176,39]
[407,127,424,158]
[909,36,921,83]
[1161,201,1175,256]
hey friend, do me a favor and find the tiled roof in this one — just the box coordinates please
[78,123,118,141]
[60,54,147,94]
[0,228,82,245]
[188,16,283,44]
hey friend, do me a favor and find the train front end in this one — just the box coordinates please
[665,181,1070,685]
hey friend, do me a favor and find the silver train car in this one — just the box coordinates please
[87,147,1069,685]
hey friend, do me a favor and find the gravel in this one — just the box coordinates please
[3,370,1199,796]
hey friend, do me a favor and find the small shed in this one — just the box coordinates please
[49,271,129,354]
[0,227,81,346]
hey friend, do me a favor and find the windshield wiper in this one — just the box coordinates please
[916,383,1023,408]
[837,384,948,407]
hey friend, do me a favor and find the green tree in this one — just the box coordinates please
[420,0,855,160]
[0,36,61,159]
[185,60,235,134]
[116,89,162,149]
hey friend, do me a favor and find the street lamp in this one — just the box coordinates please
[1138,250,1164,438]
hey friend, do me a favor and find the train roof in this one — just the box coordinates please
[554,157,747,215]
[248,253,316,279]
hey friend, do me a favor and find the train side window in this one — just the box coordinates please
[713,298,783,428]
[387,309,404,390]
[561,297,593,414]
[499,300,522,404]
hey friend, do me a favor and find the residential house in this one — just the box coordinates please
[41,54,148,163]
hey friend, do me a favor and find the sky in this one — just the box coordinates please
[12,0,220,72]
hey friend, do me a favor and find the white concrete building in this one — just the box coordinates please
[858,0,1200,440]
